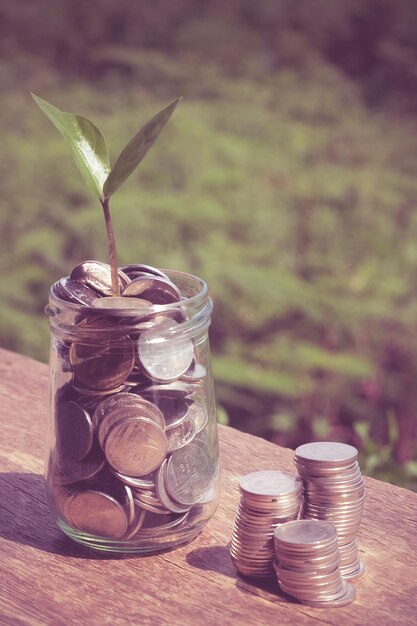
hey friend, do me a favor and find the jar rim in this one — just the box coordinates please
[47,269,209,317]
[46,269,212,341]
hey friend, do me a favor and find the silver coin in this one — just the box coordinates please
[185,402,208,434]
[181,362,207,382]
[295,442,358,465]
[56,401,93,463]
[133,496,171,516]
[70,260,125,297]
[121,264,171,282]
[147,396,190,429]
[133,381,194,399]
[124,507,147,539]
[104,416,167,476]
[137,319,194,382]
[94,393,165,437]
[240,471,302,499]
[123,276,182,305]
[112,470,156,490]
[139,510,190,534]
[155,459,190,513]
[165,439,214,506]
[274,520,338,548]
[56,278,99,306]
[93,392,136,428]
[68,489,128,539]
[166,415,196,452]
[300,580,356,607]
[97,401,165,449]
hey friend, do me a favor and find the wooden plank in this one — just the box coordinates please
[0,348,416,625]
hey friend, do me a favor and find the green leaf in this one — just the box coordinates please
[103,97,181,198]
[31,93,110,198]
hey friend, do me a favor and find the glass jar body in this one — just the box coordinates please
[45,270,220,554]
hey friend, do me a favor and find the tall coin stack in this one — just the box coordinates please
[294,442,365,580]
[230,470,302,578]
[47,261,219,547]
[273,519,356,607]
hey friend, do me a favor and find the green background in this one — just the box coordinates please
[1,0,417,488]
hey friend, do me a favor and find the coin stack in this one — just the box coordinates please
[230,470,302,577]
[294,442,365,579]
[48,261,219,544]
[273,520,356,607]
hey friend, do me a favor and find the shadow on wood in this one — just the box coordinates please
[0,472,131,560]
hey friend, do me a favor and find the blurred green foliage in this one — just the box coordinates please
[1,0,417,489]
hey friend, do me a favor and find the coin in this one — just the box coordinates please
[133,381,194,399]
[295,442,358,466]
[92,297,153,311]
[94,393,165,440]
[121,264,172,282]
[55,278,99,306]
[55,401,94,463]
[124,507,147,539]
[155,459,190,514]
[165,439,214,506]
[300,580,356,608]
[240,471,302,500]
[139,510,189,534]
[68,490,128,539]
[185,402,208,434]
[70,260,126,297]
[123,276,182,305]
[153,397,191,429]
[137,319,194,382]
[53,439,106,484]
[104,416,168,476]
[112,470,156,490]
[69,319,135,390]
[274,520,338,548]
[181,362,207,382]
[166,415,196,452]
[295,441,365,580]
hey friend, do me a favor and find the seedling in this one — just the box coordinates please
[32,93,181,296]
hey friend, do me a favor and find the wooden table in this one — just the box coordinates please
[0,348,416,625]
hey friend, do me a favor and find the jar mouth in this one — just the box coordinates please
[46,269,212,341]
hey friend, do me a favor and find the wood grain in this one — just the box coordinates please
[0,348,416,625]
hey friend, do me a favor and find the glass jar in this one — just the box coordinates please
[45,269,220,554]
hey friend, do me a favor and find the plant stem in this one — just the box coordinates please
[100,197,120,296]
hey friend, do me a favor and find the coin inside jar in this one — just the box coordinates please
[121,264,172,282]
[68,490,129,539]
[92,297,153,311]
[94,392,165,434]
[165,439,215,506]
[137,319,194,382]
[103,416,168,476]
[69,318,135,390]
[55,278,100,306]
[122,276,182,304]
[70,260,127,297]
[55,401,94,463]
[166,415,196,452]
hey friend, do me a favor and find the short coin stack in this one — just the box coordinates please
[295,442,365,579]
[273,519,356,607]
[230,470,302,577]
